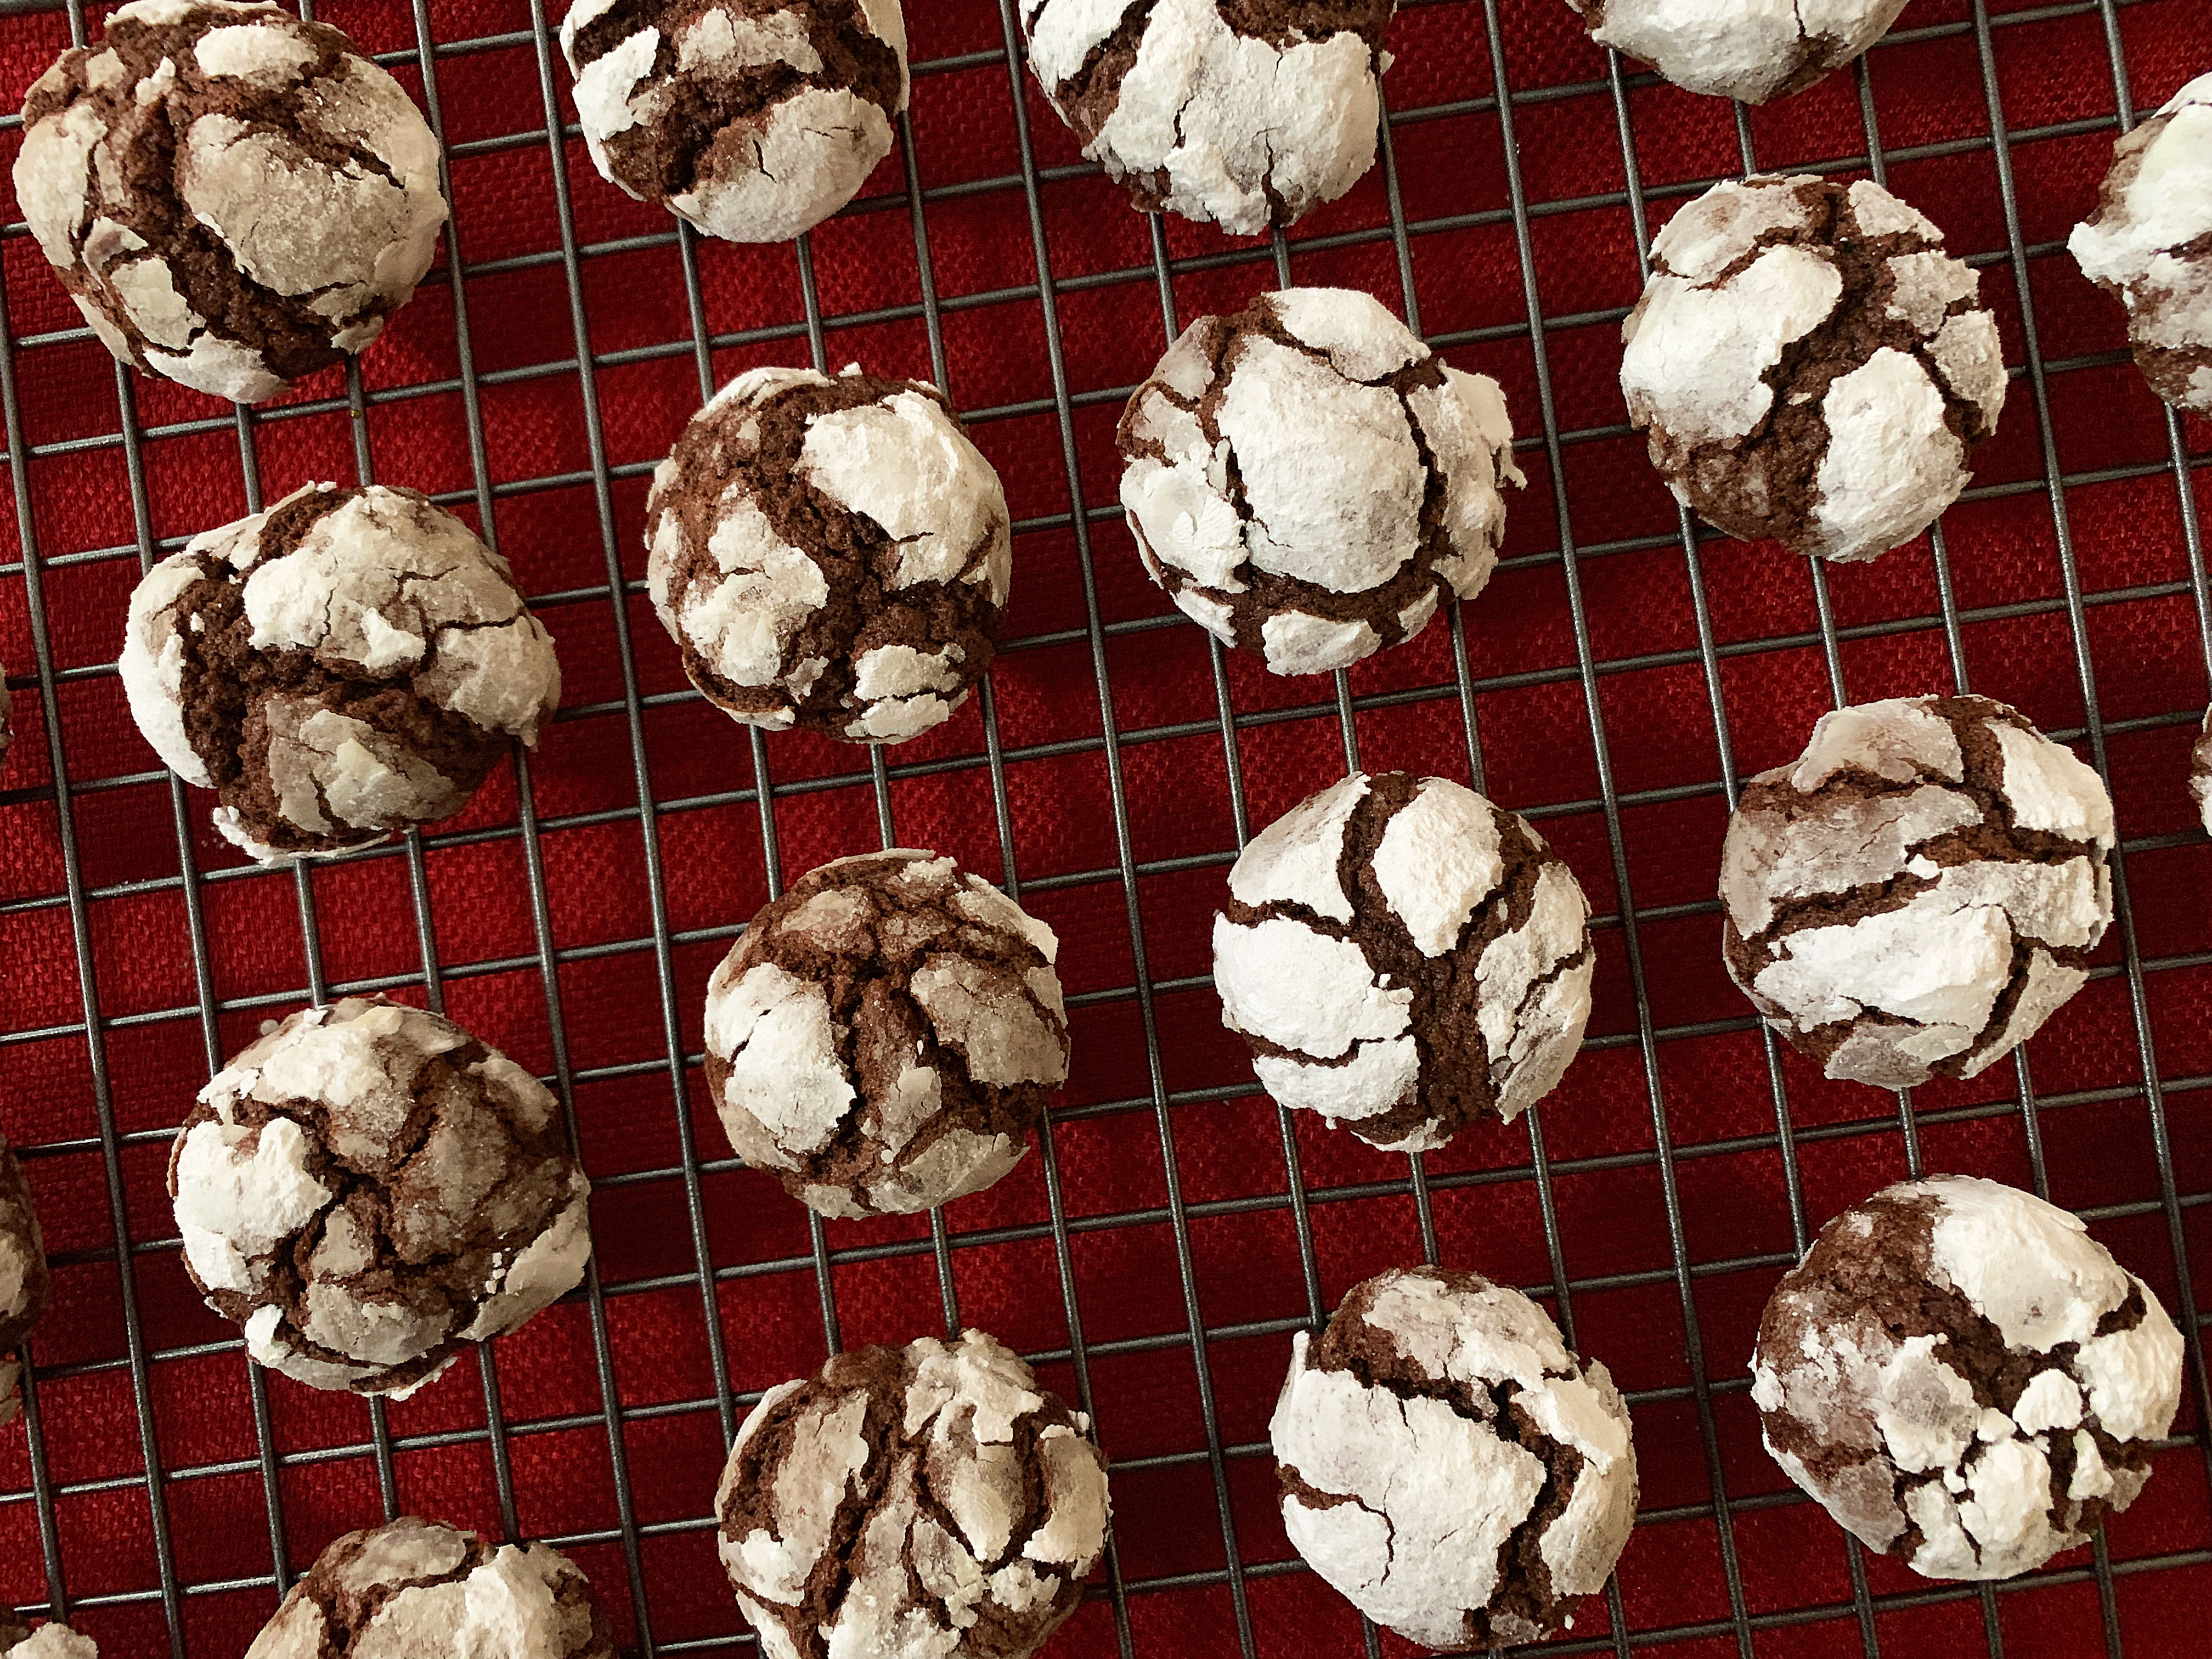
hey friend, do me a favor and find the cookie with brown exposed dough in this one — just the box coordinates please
[1019,0,1395,235]
[647,366,1009,744]
[120,482,561,864]
[167,997,593,1398]
[716,1329,1110,1659]
[1565,0,1910,104]
[244,1516,616,1657]
[2193,706,2211,836]
[14,0,447,403]
[704,849,1068,1218]
[1214,772,1595,1152]
[0,1131,52,1431]
[1719,695,2114,1090]
[1118,287,1522,676]
[1621,174,2006,563]
[1,1609,97,1657]
[2070,74,2212,416]
[1752,1175,2183,1580]
[1271,1265,1639,1649]
[560,0,908,244]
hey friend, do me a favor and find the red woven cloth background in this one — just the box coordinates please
[0,0,2207,1654]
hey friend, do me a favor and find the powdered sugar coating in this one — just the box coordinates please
[0,1621,96,1659]
[1565,0,1910,104]
[646,365,1010,743]
[14,1,446,401]
[1119,289,1522,675]
[0,1133,50,1432]
[2069,74,2212,414]
[120,484,561,863]
[704,849,1068,1217]
[1215,772,1593,1152]
[1752,1176,2182,1581]
[1722,695,2114,1088]
[1272,1265,1637,1648]
[244,1515,614,1658]
[1020,0,1393,235]
[561,0,907,244]
[168,997,593,1397]
[1621,174,2005,563]
[2192,707,2211,836]
[718,1330,1109,1659]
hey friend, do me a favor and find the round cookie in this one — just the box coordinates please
[1214,772,1594,1152]
[0,1132,53,1430]
[1565,0,1909,105]
[1621,174,2006,563]
[1118,288,1522,676]
[1271,1265,1638,1649]
[15,0,447,404]
[716,1329,1110,1659]
[1753,1175,2184,1581]
[1720,695,2114,1089]
[705,849,1068,1217]
[168,997,593,1398]
[647,365,1009,743]
[120,482,562,863]
[0,1612,95,1659]
[561,0,907,244]
[2193,706,2211,836]
[2070,74,2212,415]
[245,1516,615,1658]
[1020,0,1393,236]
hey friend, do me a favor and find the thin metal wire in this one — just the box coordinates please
[0,0,2205,1654]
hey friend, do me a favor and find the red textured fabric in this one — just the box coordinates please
[0,0,2208,1654]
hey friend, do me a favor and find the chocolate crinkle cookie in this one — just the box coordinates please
[168,997,593,1397]
[246,1516,615,1658]
[14,0,448,404]
[120,482,561,863]
[1020,0,1394,236]
[1722,695,2114,1090]
[2070,72,2212,415]
[560,0,907,244]
[1272,1266,1638,1649]
[1753,1175,2183,1581]
[1621,174,2006,563]
[2193,706,2211,836]
[1565,0,1909,105]
[1215,772,1593,1153]
[0,1132,53,1431]
[648,365,1009,743]
[0,1611,95,1659]
[1119,287,1522,676]
[706,849,1068,1218]
[718,1329,1110,1659]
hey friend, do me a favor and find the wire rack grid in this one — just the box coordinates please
[0,0,2205,1655]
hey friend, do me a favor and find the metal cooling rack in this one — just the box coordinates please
[0,0,2206,1654]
